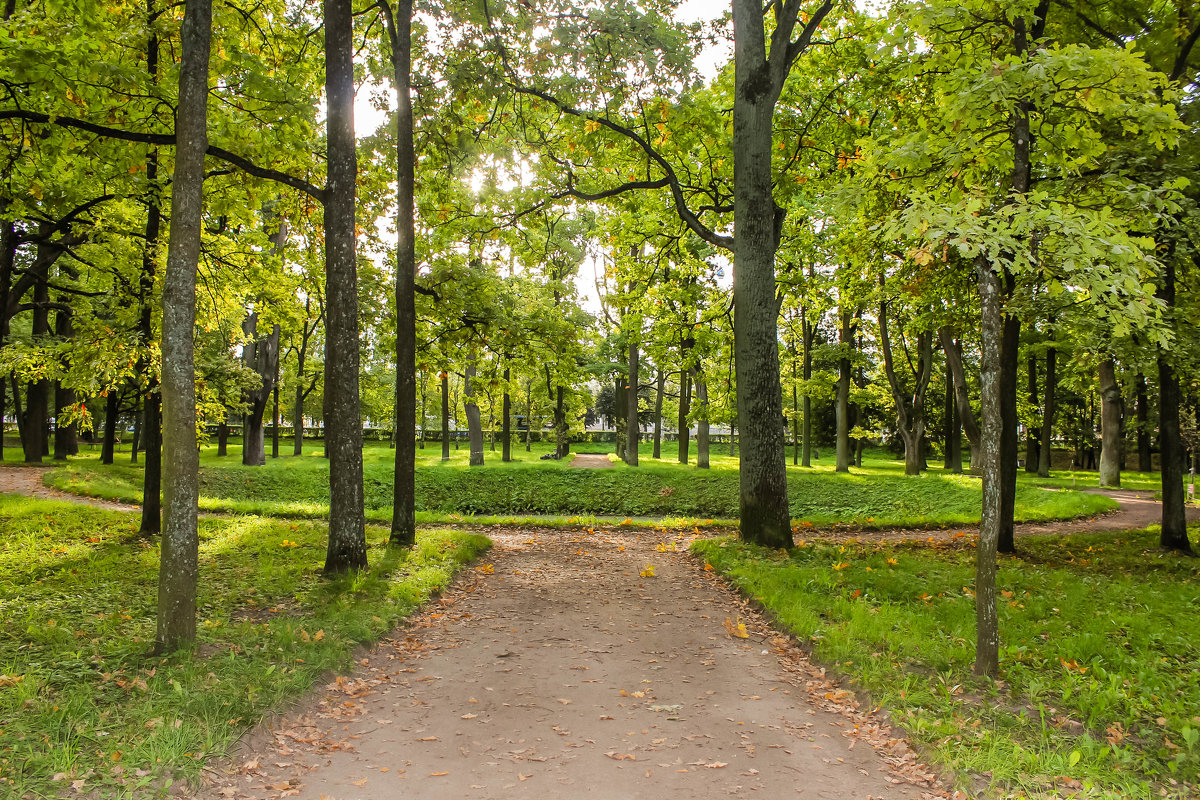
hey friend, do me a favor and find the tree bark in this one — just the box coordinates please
[626,339,639,465]
[24,237,52,464]
[322,0,367,574]
[465,361,484,466]
[614,375,627,461]
[1157,254,1191,553]
[138,3,163,532]
[677,368,690,465]
[835,311,854,472]
[652,367,664,459]
[502,365,511,463]
[944,368,962,473]
[241,310,280,466]
[695,365,710,469]
[271,377,279,458]
[1135,372,1151,473]
[997,278,1021,554]
[802,310,813,467]
[53,305,78,460]
[939,327,982,466]
[155,0,209,652]
[878,298,933,476]
[1025,353,1038,472]
[1038,345,1056,477]
[974,254,1003,677]
[440,372,450,460]
[385,0,416,545]
[216,420,229,456]
[1098,357,1122,488]
[101,391,120,464]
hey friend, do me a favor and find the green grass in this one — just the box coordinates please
[42,442,1115,529]
[692,526,1200,799]
[0,495,490,799]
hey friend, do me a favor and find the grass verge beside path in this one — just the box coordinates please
[693,527,1200,799]
[0,495,489,799]
[44,444,1116,528]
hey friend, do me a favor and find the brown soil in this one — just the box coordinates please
[0,464,139,512]
[186,528,953,800]
[569,453,616,469]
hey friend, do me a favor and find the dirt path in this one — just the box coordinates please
[0,464,140,512]
[569,453,615,469]
[189,528,950,800]
[808,488,1200,545]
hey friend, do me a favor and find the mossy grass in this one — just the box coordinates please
[43,441,1115,528]
[692,526,1200,799]
[0,495,489,798]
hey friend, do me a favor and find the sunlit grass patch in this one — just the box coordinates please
[0,495,489,798]
[693,525,1200,799]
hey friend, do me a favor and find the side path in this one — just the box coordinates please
[0,464,139,512]
[188,529,952,800]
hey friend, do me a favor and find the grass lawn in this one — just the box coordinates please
[0,495,489,799]
[42,440,1116,528]
[693,525,1200,799]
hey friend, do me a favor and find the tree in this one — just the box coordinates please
[155,0,210,653]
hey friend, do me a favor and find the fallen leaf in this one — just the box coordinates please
[351,778,367,786]
[605,752,637,761]
[430,771,449,776]
[461,713,478,719]
[417,736,439,742]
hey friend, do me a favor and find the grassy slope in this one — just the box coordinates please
[0,495,489,798]
[693,527,1200,799]
[43,441,1115,528]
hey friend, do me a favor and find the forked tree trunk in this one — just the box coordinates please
[155,0,209,652]
[939,327,982,468]
[241,311,280,467]
[878,298,934,476]
[1098,357,1122,488]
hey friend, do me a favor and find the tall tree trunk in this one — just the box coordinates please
[695,365,710,469]
[322,0,367,573]
[440,372,450,461]
[1025,353,1038,472]
[24,237,52,464]
[241,310,280,467]
[1098,357,1122,488]
[502,365,511,463]
[1037,345,1056,477]
[525,379,533,452]
[418,374,427,451]
[271,377,280,458]
[944,368,962,473]
[998,306,1020,553]
[1157,255,1191,553]
[652,367,664,459]
[974,254,1003,677]
[1135,373,1151,473]
[138,4,163,532]
[384,0,416,545]
[53,305,78,460]
[730,0,804,547]
[790,324,799,466]
[0,219,12,463]
[293,352,306,456]
[101,391,120,464]
[554,385,567,458]
[939,327,982,467]
[155,0,209,652]
[835,311,853,473]
[465,361,483,466]
[802,311,813,467]
[131,405,142,462]
[677,369,691,465]
[878,299,933,476]
[626,339,639,465]
[614,375,627,461]
[216,420,229,456]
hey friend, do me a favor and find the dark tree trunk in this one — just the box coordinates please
[130,405,141,462]
[614,375,627,462]
[802,310,813,467]
[440,372,450,461]
[271,377,280,458]
[791,324,799,466]
[322,0,367,573]
[695,366,710,469]
[525,379,533,452]
[53,306,78,460]
[1038,345,1056,477]
[939,327,982,467]
[878,298,934,476]
[465,361,483,466]
[677,368,691,465]
[652,367,664,459]
[502,366,511,463]
[101,391,120,464]
[1025,353,1038,472]
[1136,373,1151,473]
[241,311,280,467]
[24,238,52,464]
[0,219,12,463]
[626,340,639,465]
[139,7,163,533]
[384,0,416,545]
[835,311,854,472]
[554,385,568,458]
[997,283,1020,554]
[155,0,209,652]
[944,368,962,473]
[1157,255,1191,553]
[1098,357,1122,488]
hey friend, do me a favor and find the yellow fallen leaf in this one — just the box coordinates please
[639,565,656,578]
[430,771,449,776]
[351,777,368,786]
